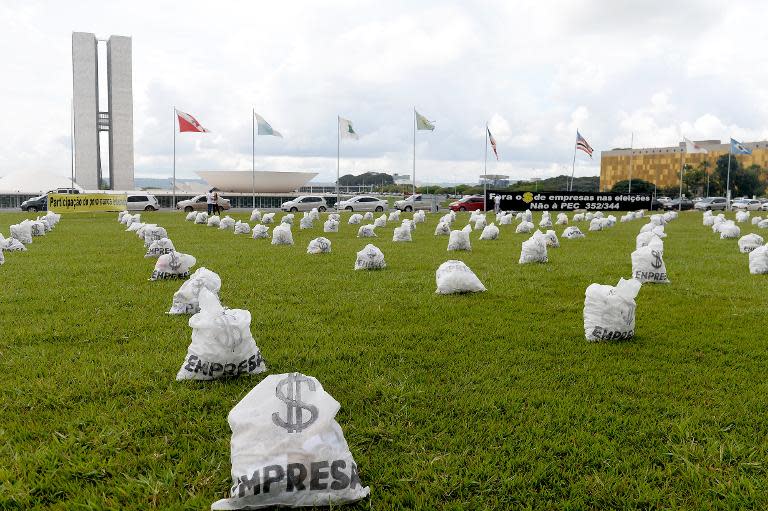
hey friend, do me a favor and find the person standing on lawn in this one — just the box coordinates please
[206,189,215,215]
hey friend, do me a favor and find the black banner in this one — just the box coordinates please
[486,190,652,211]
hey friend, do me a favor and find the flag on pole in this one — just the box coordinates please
[415,110,435,131]
[339,117,359,140]
[176,110,210,132]
[575,130,593,158]
[684,137,708,154]
[730,138,752,155]
[254,112,282,137]
[487,127,499,160]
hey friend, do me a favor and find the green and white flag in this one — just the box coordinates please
[339,117,359,140]
[415,110,435,131]
[254,112,282,137]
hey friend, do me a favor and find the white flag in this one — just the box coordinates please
[254,112,282,137]
[339,117,359,140]
[684,138,707,154]
[415,110,435,131]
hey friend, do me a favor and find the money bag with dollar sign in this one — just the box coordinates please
[212,373,370,510]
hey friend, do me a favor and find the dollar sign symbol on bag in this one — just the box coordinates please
[168,251,181,271]
[650,250,662,269]
[272,373,319,433]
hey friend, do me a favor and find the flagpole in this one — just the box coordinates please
[252,109,256,209]
[679,145,685,211]
[705,159,710,198]
[336,116,340,208]
[412,108,416,196]
[70,97,74,190]
[628,132,634,193]
[569,134,577,192]
[726,146,732,211]
[483,123,488,212]
[172,107,176,210]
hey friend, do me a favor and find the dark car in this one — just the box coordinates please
[20,195,48,213]
[663,198,694,211]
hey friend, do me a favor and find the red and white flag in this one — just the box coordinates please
[176,110,210,133]
[487,127,499,160]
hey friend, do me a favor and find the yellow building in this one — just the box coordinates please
[600,140,768,191]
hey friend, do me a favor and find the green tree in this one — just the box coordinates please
[713,155,765,197]
[682,164,705,197]
[611,179,655,194]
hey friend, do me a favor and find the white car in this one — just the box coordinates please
[732,199,762,211]
[657,196,672,204]
[126,193,160,211]
[336,195,387,212]
[280,195,327,212]
[393,194,433,212]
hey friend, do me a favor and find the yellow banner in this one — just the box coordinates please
[48,193,128,212]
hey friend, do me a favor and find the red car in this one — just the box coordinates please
[449,196,486,212]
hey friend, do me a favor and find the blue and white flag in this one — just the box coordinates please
[730,138,752,155]
[254,112,282,137]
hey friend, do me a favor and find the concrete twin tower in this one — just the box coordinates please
[72,32,134,190]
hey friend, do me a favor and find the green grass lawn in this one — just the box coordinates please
[1,209,767,510]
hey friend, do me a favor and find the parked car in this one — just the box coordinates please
[693,197,727,211]
[393,194,433,212]
[280,195,327,213]
[20,194,48,212]
[335,195,387,212]
[762,202,768,211]
[657,196,672,204]
[449,195,485,212]
[126,193,160,211]
[662,198,694,211]
[732,199,762,211]
[176,194,231,212]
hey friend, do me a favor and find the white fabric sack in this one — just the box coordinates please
[515,221,534,234]
[392,225,412,242]
[234,221,251,235]
[447,229,471,251]
[636,232,663,251]
[323,220,339,233]
[309,208,320,221]
[143,226,168,247]
[652,225,666,238]
[562,226,585,239]
[435,260,486,294]
[300,216,314,230]
[281,214,294,225]
[210,372,369,510]
[388,210,400,222]
[736,211,749,223]
[262,213,275,224]
[249,209,262,223]
[719,223,740,239]
[328,213,340,222]
[748,245,768,274]
[539,218,553,229]
[583,278,641,341]
[473,216,487,231]
[348,214,363,225]
[0,249,3,265]
[126,222,144,233]
[30,221,46,236]
[631,246,669,284]
[220,216,236,230]
[555,213,568,225]
[195,212,209,224]
[434,222,451,236]
[307,237,332,254]
[588,218,603,231]
[252,225,270,239]
[751,216,762,225]
[519,230,548,264]
[271,224,294,245]
[404,219,416,233]
[414,210,426,223]
[169,267,222,315]
[186,211,197,221]
[357,225,377,238]
[499,214,513,225]
[373,215,387,228]
[523,210,532,222]
[151,251,196,281]
[145,238,175,258]
[0,234,26,251]
[703,215,715,226]
[585,212,594,222]
[354,244,386,270]
[208,215,221,228]
[738,234,764,253]
[594,211,604,219]
[118,210,128,222]
[544,230,559,248]
[37,216,52,232]
[479,223,499,240]
[573,213,585,222]
[177,288,266,381]
[515,212,524,221]
[363,212,374,221]
[759,219,768,229]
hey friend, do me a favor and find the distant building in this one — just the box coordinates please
[479,174,510,187]
[600,140,768,191]
[392,174,413,185]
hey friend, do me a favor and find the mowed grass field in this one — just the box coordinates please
[1,208,767,510]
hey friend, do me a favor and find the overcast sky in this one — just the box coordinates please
[1,0,767,184]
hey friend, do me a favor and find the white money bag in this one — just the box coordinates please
[145,238,175,258]
[738,233,764,253]
[354,244,386,270]
[252,225,270,239]
[307,237,332,254]
[631,246,669,284]
[211,373,370,510]
[562,226,585,239]
[447,229,471,251]
[150,251,196,281]
[169,267,222,315]
[435,260,486,294]
[176,288,266,381]
[584,278,641,341]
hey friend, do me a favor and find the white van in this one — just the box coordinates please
[126,193,160,211]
